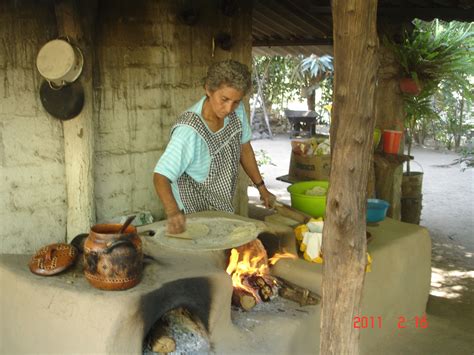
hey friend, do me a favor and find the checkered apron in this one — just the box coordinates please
[172,110,242,214]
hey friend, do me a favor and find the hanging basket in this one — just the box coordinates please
[399,78,422,96]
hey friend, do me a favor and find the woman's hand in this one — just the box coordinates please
[258,185,276,208]
[166,209,186,234]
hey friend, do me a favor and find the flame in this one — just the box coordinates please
[226,247,270,298]
[268,251,297,265]
[226,246,296,300]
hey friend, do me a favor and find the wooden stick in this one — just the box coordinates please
[232,288,257,311]
[276,278,321,306]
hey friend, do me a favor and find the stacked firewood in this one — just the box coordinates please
[232,274,276,311]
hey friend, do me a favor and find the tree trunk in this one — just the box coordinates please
[321,1,378,355]
[455,99,464,150]
[306,90,316,111]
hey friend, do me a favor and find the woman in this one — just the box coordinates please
[153,60,274,234]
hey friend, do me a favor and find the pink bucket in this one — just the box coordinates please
[383,130,402,154]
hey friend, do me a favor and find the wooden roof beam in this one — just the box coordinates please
[306,5,474,21]
[253,38,333,47]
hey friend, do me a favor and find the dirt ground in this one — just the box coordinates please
[248,135,474,354]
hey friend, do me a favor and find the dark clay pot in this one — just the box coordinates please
[84,224,143,291]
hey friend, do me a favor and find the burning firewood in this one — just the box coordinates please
[227,239,298,310]
[244,275,274,302]
[276,278,321,306]
[232,288,257,311]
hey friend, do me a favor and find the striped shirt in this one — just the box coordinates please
[154,96,251,210]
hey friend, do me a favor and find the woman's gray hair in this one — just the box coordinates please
[205,60,252,95]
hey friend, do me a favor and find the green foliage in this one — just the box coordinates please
[252,55,334,113]
[252,56,301,112]
[292,54,333,97]
[388,19,474,88]
[432,77,474,150]
[386,19,474,172]
[318,76,333,123]
[255,149,276,167]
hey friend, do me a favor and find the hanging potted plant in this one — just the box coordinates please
[386,19,474,224]
[387,20,473,97]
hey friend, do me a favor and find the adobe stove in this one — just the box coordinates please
[0,211,323,355]
[1,208,433,354]
[142,212,321,354]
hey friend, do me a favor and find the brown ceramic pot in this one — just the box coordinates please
[83,223,143,290]
[399,77,422,96]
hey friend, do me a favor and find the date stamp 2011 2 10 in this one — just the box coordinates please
[353,315,429,329]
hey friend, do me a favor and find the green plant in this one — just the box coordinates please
[433,76,474,150]
[317,76,333,124]
[388,20,474,89]
[292,54,333,110]
[387,20,474,173]
[253,149,276,181]
[404,90,439,173]
[252,56,301,112]
[255,149,276,168]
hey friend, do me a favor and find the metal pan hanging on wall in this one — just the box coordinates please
[39,80,84,120]
[36,38,84,88]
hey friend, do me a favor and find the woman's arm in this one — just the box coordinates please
[240,142,275,207]
[153,173,186,234]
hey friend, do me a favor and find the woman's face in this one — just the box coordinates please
[205,85,244,120]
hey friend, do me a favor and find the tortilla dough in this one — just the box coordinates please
[166,223,209,239]
[151,217,263,251]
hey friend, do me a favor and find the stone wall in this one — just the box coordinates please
[0,0,252,253]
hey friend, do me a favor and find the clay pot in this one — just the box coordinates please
[83,224,143,290]
[399,78,421,96]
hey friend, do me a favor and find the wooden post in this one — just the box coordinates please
[54,0,97,240]
[321,1,379,354]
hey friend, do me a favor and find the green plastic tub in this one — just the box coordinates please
[287,180,329,218]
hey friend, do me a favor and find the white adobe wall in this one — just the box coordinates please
[0,2,68,253]
[0,0,252,253]
[94,1,252,223]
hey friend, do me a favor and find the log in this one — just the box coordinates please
[246,275,274,302]
[152,335,176,353]
[145,307,209,352]
[232,288,257,311]
[277,278,321,307]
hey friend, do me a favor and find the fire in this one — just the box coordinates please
[269,251,296,265]
[226,248,268,296]
[226,243,296,299]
